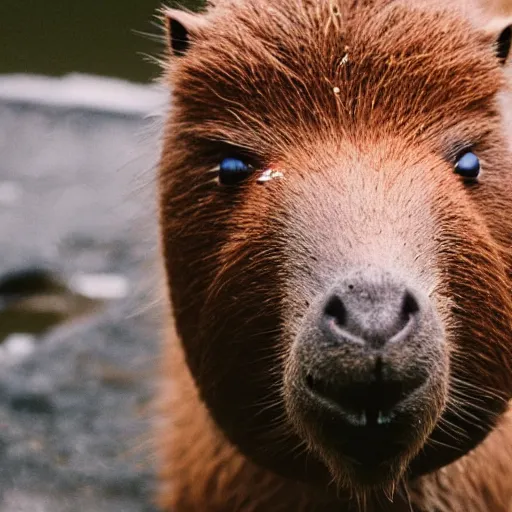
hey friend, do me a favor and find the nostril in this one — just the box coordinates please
[323,296,346,327]
[401,291,420,322]
[306,373,333,399]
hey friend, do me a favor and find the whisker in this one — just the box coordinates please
[435,414,470,441]
[450,395,502,421]
[399,477,415,512]
[445,398,495,431]
[449,374,505,402]
[426,436,459,451]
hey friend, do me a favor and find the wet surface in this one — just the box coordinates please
[0,88,162,511]
[0,269,102,343]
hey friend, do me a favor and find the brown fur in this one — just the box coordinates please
[490,0,512,16]
[157,0,512,510]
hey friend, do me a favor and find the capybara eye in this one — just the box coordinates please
[218,158,254,186]
[454,152,481,180]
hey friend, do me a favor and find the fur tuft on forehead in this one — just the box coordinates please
[167,0,505,152]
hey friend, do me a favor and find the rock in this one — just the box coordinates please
[8,392,55,415]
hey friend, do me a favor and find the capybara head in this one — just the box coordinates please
[159,0,512,496]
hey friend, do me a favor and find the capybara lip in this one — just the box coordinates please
[288,369,431,481]
[304,369,427,419]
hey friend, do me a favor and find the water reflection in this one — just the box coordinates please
[0,268,127,346]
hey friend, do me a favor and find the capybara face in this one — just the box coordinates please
[159,0,512,495]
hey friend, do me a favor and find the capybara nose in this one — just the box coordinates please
[298,269,432,427]
[320,271,420,349]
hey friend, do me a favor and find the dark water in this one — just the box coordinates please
[0,269,102,342]
[1,0,204,83]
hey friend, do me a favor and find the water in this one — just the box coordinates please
[0,269,103,344]
[0,0,205,83]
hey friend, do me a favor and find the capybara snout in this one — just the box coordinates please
[285,268,447,486]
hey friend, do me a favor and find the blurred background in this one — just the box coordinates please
[0,3,202,512]
[0,1,511,512]
[0,0,205,82]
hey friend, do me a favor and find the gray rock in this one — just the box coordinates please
[0,76,166,511]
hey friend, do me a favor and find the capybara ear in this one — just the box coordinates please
[484,18,512,64]
[163,8,207,57]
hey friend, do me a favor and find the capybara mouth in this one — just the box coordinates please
[288,370,434,486]
[284,268,448,487]
[304,372,424,432]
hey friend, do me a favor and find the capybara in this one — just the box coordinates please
[157,1,512,510]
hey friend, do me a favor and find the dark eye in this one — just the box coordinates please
[454,152,481,180]
[218,157,254,186]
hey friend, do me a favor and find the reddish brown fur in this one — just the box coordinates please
[157,0,512,510]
